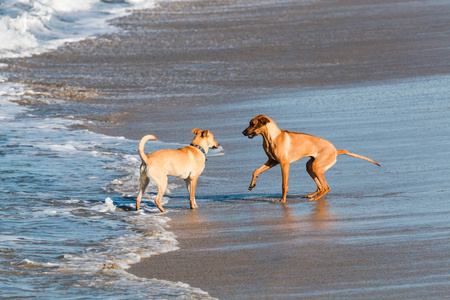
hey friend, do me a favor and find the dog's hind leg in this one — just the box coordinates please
[152,174,167,212]
[313,171,330,201]
[304,157,321,199]
[310,154,336,201]
[136,164,150,211]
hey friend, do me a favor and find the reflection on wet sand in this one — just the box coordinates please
[310,199,333,229]
[281,198,334,230]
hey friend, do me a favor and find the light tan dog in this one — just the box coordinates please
[242,115,380,202]
[136,129,219,212]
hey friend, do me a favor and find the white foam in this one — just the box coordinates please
[31,207,75,218]
[55,211,179,279]
[0,0,157,59]
[13,259,59,268]
[0,235,25,242]
[47,143,78,152]
[44,0,98,13]
[98,197,117,213]
[0,14,39,57]
[0,83,28,120]
[208,145,226,157]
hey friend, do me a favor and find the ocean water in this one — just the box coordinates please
[0,0,157,58]
[0,82,216,298]
[0,1,220,298]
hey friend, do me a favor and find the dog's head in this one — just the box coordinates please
[191,128,219,149]
[242,115,271,139]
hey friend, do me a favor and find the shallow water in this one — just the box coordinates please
[0,1,218,297]
[0,83,215,298]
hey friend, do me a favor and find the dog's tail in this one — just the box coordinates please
[138,135,157,163]
[337,149,380,166]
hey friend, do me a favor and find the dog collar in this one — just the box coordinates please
[190,144,207,157]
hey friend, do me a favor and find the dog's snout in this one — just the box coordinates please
[211,141,219,149]
[243,128,255,139]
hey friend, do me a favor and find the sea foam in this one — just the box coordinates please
[0,0,157,59]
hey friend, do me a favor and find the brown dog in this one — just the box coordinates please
[136,129,219,212]
[243,115,380,202]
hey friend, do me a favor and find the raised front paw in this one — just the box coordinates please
[248,184,255,190]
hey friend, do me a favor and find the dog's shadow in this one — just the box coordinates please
[117,192,314,212]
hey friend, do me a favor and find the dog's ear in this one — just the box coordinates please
[201,130,210,138]
[191,128,202,135]
[259,116,270,125]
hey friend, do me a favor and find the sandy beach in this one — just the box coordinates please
[3,0,450,298]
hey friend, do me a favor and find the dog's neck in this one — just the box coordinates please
[190,143,207,157]
[262,122,282,144]
[190,135,210,154]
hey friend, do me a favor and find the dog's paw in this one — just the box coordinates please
[248,184,255,190]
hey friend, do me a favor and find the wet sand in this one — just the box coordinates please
[3,0,450,298]
[127,76,450,298]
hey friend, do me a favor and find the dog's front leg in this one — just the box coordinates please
[249,159,278,190]
[280,163,290,202]
[185,178,199,209]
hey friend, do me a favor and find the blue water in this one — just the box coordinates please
[0,83,213,298]
[0,2,217,297]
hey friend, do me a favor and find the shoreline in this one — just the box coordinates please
[3,0,450,141]
[2,0,450,299]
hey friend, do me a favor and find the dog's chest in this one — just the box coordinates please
[266,149,277,161]
[263,142,278,161]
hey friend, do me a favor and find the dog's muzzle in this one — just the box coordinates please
[242,130,255,139]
